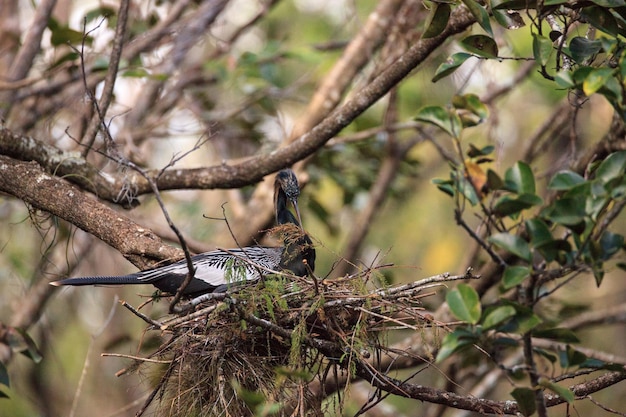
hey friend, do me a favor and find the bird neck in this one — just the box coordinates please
[274,190,301,227]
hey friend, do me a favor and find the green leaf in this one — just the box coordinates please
[482,305,516,329]
[582,6,619,36]
[548,170,586,190]
[457,174,482,205]
[546,196,588,226]
[467,143,495,158]
[569,37,603,64]
[460,35,499,58]
[489,233,532,262]
[436,329,478,362]
[432,178,455,196]
[538,378,575,403]
[461,0,493,36]
[432,52,473,82]
[415,105,462,137]
[533,328,580,343]
[555,70,575,88]
[511,387,537,417]
[423,2,451,38]
[595,151,626,183]
[122,68,150,78]
[503,310,543,334]
[599,231,624,260]
[84,6,116,24]
[6,327,43,364]
[534,347,558,363]
[446,284,482,324]
[502,266,530,290]
[0,362,8,388]
[525,218,554,248]
[50,26,92,46]
[533,33,553,66]
[504,161,535,194]
[493,193,543,217]
[492,0,538,8]
[452,94,490,121]
[486,169,504,190]
[583,68,615,96]
[590,0,626,5]
[543,197,587,226]
[491,0,525,29]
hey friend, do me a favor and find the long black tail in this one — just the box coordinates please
[51,275,143,287]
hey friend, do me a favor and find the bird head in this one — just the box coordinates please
[274,169,304,228]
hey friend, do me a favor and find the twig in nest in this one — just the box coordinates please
[120,300,163,328]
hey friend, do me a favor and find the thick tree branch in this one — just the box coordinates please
[0,156,182,268]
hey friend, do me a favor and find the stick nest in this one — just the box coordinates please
[122,267,467,417]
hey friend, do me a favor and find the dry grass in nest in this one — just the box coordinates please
[115,266,476,417]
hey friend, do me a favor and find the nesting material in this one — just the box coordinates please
[117,266,472,416]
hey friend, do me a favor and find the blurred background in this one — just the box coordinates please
[1,0,625,416]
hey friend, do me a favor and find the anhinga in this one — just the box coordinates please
[51,169,315,296]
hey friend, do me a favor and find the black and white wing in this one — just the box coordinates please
[51,246,285,295]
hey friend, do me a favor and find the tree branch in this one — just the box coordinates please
[0,156,181,268]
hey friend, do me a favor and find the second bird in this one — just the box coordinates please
[51,169,315,296]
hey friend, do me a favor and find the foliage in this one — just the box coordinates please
[431,0,626,119]
[0,1,625,417]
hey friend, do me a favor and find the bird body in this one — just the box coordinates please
[51,169,315,296]
[54,246,286,295]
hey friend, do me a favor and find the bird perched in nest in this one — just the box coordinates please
[51,169,315,296]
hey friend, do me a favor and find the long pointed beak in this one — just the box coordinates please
[290,198,304,230]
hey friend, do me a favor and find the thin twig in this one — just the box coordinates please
[120,300,163,328]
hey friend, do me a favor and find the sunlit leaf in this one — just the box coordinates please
[466,161,488,195]
[489,233,532,262]
[446,284,482,324]
[432,52,473,82]
[583,68,615,96]
[482,305,516,329]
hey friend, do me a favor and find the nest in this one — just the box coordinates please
[117,267,471,417]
